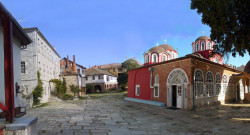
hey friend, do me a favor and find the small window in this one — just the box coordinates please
[21,61,26,73]
[152,54,157,63]
[98,75,101,79]
[113,68,115,72]
[208,42,211,49]
[92,75,95,80]
[135,85,140,96]
[196,43,199,51]
[21,45,27,49]
[162,55,166,62]
[154,86,159,97]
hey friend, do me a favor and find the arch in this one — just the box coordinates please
[154,74,159,97]
[167,68,188,85]
[151,53,159,63]
[196,42,199,51]
[206,71,214,96]
[166,68,188,109]
[222,74,227,95]
[201,41,205,51]
[194,69,204,98]
[94,85,102,92]
[162,54,167,62]
[228,76,234,95]
[215,72,221,95]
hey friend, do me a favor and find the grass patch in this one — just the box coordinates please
[88,91,127,99]
[78,96,88,100]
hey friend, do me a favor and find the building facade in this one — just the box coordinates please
[127,36,248,110]
[85,68,118,93]
[60,55,86,95]
[20,27,60,104]
[0,2,32,121]
[90,63,123,76]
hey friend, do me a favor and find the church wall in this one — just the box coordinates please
[193,59,241,108]
[127,66,151,100]
[151,58,193,109]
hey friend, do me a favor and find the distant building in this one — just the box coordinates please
[20,27,60,104]
[85,68,118,93]
[60,55,86,95]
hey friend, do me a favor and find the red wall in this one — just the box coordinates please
[127,67,151,100]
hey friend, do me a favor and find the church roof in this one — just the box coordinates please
[244,60,250,73]
[148,44,175,53]
[186,53,204,58]
[195,36,211,41]
[85,68,116,76]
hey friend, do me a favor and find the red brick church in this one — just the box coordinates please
[127,36,250,109]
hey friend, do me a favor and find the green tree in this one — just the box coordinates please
[191,0,250,57]
[62,78,67,94]
[86,84,94,94]
[118,59,140,90]
[50,79,67,97]
[32,71,44,105]
[70,85,81,97]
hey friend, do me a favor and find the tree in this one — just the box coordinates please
[32,71,44,105]
[118,59,140,90]
[86,84,94,94]
[191,0,250,57]
[62,78,67,94]
[70,85,81,97]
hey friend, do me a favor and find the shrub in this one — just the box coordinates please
[32,71,44,105]
[70,85,81,97]
[50,78,67,98]
[63,94,73,100]
[86,84,94,94]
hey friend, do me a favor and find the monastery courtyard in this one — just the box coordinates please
[24,93,250,135]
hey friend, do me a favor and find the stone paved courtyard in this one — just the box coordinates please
[24,93,250,135]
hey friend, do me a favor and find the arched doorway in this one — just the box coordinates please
[94,85,102,92]
[167,68,188,109]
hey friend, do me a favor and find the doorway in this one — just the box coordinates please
[172,85,177,107]
[237,85,240,101]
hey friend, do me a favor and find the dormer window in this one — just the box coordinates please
[201,42,205,51]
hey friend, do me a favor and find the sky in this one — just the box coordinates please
[2,0,249,68]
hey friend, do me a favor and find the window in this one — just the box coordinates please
[162,55,166,62]
[21,61,26,73]
[21,45,27,49]
[206,72,214,96]
[113,68,115,72]
[135,85,140,96]
[196,43,199,51]
[152,54,157,63]
[215,73,221,95]
[106,76,110,81]
[222,75,227,95]
[98,75,101,79]
[144,55,148,63]
[194,70,204,98]
[92,75,95,80]
[229,76,233,95]
[154,75,159,97]
[201,42,205,51]
[208,42,211,49]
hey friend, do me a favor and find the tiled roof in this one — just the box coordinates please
[195,36,211,41]
[86,68,115,76]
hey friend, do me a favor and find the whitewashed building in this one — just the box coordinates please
[85,68,118,93]
[20,27,60,104]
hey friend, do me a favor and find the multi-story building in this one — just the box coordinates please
[60,55,86,94]
[85,68,118,93]
[90,63,123,76]
[20,27,60,104]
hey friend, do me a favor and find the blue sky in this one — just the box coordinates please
[2,0,249,67]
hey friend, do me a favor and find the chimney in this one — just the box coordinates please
[73,55,77,72]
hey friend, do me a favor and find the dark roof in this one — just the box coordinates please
[24,27,60,57]
[195,36,211,41]
[0,2,32,45]
[244,60,250,73]
[86,68,116,76]
[148,44,175,53]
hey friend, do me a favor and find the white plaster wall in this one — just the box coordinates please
[85,75,105,84]
[0,26,5,109]
[104,75,117,83]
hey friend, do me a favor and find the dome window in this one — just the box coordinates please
[208,42,211,49]
[196,43,199,51]
[201,42,205,51]
[152,54,158,63]
[162,55,166,62]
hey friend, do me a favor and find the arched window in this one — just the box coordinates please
[196,43,199,51]
[172,53,174,59]
[229,76,233,95]
[222,75,227,95]
[201,42,205,51]
[144,55,148,63]
[206,72,214,96]
[208,42,211,49]
[162,55,166,62]
[152,54,158,63]
[154,75,159,97]
[194,70,204,98]
[215,73,221,96]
